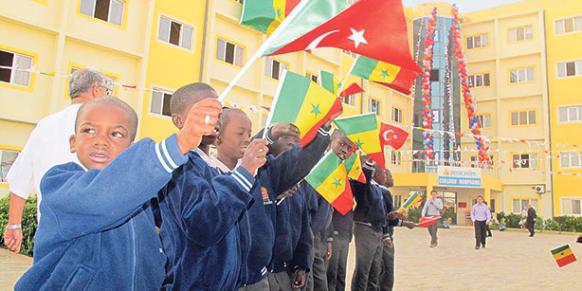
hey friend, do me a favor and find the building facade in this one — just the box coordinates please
[1,0,581,221]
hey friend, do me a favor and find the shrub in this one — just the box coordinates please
[505,213,522,228]
[0,196,37,257]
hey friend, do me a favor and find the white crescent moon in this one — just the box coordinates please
[306,30,340,51]
[383,129,394,142]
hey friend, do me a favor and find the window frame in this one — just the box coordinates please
[392,107,403,123]
[468,72,491,88]
[561,197,582,216]
[466,33,489,49]
[476,113,492,129]
[559,151,582,169]
[556,60,582,78]
[512,198,538,214]
[0,46,36,92]
[264,57,288,80]
[369,98,380,115]
[158,14,195,51]
[512,153,537,169]
[216,37,245,66]
[508,25,533,43]
[79,0,126,27]
[555,15,582,35]
[149,86,174,118]
[510,110,536,126]
[509,67,534,84]
[0,148,20,183]
[558,105,582,123]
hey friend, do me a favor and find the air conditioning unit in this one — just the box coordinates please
[533,185,546,194]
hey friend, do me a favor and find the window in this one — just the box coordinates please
[369,99,380,115]
[432,110,440,123]
[468,73,490,88]
[306,73,318,83]
[343,94,356,106]
[392,107,402,123]
[265,58,287,80]
[559,105,582,123]
[512,153,537,169]
[476,114,491,128]
[234,0,244,4]
[560,151,582,168]
[511,111,536,125]
[391,151,401,165]
[0,49,33,87]
[562,198,582,215]
[509,25,533,42]
[555,16,582,35]
[150,88,173,117]
[0,149,18,182]
[216,39,243,66]
[467,34,488,49]
[557,60,582,78]
[512,199,537,214]
[470,155,495,168]
[510,67,534,83]
[80,0,124,25]
[430,69,439,82]
[159,16,194,50]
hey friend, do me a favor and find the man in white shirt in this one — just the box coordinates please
[421,190,444,248]
[3,68,111,253]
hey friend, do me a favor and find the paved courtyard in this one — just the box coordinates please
[1,227,580,290]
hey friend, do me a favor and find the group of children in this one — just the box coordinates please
[14,71,412,291]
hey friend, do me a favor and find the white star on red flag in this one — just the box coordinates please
[348,28,367,48]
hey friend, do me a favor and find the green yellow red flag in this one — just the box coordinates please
[305,151,354,214]
[333,113,385,167]
[240,0,301,34]
[268,71,342,146]
[551,244,577,268]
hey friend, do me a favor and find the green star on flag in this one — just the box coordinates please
[332,178,342,187]
[355,139,364,148]
[380,70,389,79]
[311,103,321,117]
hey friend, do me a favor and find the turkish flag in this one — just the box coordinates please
[380,123,408,150]
[417,215,441,227]
[339,82,364,97]
[269,0,421,73]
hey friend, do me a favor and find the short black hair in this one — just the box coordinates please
[220,108,248,128]
[170,82,217,117]
[75,96,139,141]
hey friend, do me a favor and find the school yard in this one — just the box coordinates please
[1,227,580,290]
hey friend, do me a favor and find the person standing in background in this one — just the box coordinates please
[526,204,537,237]
[421,190,443,248]
[471,195,492,250]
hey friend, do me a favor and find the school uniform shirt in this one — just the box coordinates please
[306,182,333,240]
[351,162,387,232]
[217,127,331,287]
[6,104,80,216]
[16,135,187,291]
[331,210,354,241]
[157,150,255,291]
[379,186,402,240]
[270,182,312,273]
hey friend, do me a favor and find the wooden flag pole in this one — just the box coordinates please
[218,0,311,102]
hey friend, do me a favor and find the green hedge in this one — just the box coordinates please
[0,196,37,257]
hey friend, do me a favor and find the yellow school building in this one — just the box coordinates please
[0,0,581,223]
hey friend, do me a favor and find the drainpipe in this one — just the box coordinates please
[199,0,210,81]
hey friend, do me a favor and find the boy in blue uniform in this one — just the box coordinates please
[15,96,221,290]
[156,83,268,291]
[267,125,312,291]
[216,109,337,290]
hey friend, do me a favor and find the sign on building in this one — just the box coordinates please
[437,166,482,188]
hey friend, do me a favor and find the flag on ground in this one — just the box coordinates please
[380,123,409,150]
[269,71,342,146]
[350,55,420,95]
[305,151,354,214]
[333,113,385,167]
[551,244,577,268]
[417,215,441,227]
[240,0,301,34]
[263,0,420,73]
[398,192,423,213]
[345,151,366,184]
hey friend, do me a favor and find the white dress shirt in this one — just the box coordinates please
[6,104,81,215]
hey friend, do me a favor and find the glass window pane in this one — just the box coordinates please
[509,29,517,42]
[225,42,235,64]
[528,111,536,124]
[512,112,519,125]
[13,55,32,86]
[558,62,566,77]
[519,111,527,124]
[517,28,524,40]
[80,0,96,16]
[525,26,533,39]
[482,34,488,46]
[110,0,123,25]
[467,37,473,49]
[556,20,565,34]
[475,36,481,47]
[235,46,244,66]
[513,200,520,213]
[565,18,574,33]
[216,39,225,60]
[169,21,181,46]
[566,62,576,76]
[576,61,582,75]
[272,60,280,79]
[150,91,163,114]
[162,93,172,116]
[484,73,490,86]
[559,107,568,122]
[571,152,580,167]
[264,58,272,77]
[510,70,518,83]
[575,16,582,31]
[94,0,110,21]
[181,25,193,49]
[561,152,570,167]
[573,200,581,214]
[528,68,534,81]
[158,17,170,42]
[567,106,578,122]
[531,200,537,209]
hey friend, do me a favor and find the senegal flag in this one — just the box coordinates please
[350,55,419,95]
[305,151,354,215]
[334,113,385,168]
[345,150,366,183]
[268,71,342,146]
[551,244,577,267]
[398,192,423,214]
[240,0,301,34]
[321,70,365,97]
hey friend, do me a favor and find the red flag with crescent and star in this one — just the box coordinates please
[380,123,409,150]
[265,0,421,73]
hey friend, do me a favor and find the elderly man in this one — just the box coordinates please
[3,68,111,253]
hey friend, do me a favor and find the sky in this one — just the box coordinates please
[402,0,524,13]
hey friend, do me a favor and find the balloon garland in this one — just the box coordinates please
[421,7,438,161]
[451,5,491,164]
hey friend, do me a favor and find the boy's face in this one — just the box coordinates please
[70,103,133,170]
[217,112,252,160]
[331,133,354,160]
[272,132,300,156]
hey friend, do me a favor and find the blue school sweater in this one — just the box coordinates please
[270,182,312,273]
[380,187,401,240]
[240,127,330,286]
[351,162,387,231]
[157,151,255,291]
[15,135,187,291]
[305,182,333,241]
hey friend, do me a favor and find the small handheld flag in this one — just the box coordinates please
[550,244,577,268]
[398,192,423,214]
[417,215,441,227]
